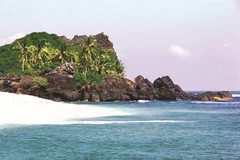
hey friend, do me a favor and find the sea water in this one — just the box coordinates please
[0,92,239,159]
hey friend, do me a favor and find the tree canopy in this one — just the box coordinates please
[0,32,125,86]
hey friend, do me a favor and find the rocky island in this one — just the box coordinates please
[0,32,233,102]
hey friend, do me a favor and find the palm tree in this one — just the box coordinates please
[31,39,47,67]
[14,37,32,71]
[52,43,78,64]
[97,54,112,75]
[114,60,125,75]
[37,44,55,67]
[79,36,97,76]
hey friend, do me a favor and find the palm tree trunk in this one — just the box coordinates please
[22,59,25,72]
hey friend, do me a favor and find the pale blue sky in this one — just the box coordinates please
[1,0,240,90]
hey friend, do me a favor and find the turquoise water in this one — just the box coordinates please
[0,95,240,159]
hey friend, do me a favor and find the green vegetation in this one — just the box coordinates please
[0,32,125,87]
[75,72,105,87]
[31,77,48,89]
[0,44,21,74]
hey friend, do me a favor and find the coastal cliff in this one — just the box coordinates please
[0,32,233,102]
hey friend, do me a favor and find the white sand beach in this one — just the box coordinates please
[0,92,128,126]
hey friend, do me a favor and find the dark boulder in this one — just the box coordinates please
[91,92,100,102]
[42,63,79,101]
[0,75,20,93]
[134,75,155,100]
[154,76,174,88]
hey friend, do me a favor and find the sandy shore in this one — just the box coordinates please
[0,92,128,126]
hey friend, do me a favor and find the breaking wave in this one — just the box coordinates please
[232,94,240,98]
[59,120,186,125]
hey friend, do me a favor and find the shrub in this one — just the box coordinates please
[31,77,48,89]
[75,72,86,87]
[24,68,35,75]
[86,72,104,85]
[75,72,104,87]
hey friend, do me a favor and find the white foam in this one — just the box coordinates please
[62,120,185,125]
[137,100,151,103]
[232,94,240,98]
[0,92,129,126]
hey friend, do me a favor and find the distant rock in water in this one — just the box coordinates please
[192,91,233,101]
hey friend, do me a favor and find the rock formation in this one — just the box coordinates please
[0,66,233,102]
[0,63,79,101]
[79,74,233,102]
[69,32,117,58]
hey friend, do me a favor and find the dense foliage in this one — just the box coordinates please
[0,44,21,75]
[0,32,124,86]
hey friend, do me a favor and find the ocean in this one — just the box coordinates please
[0,92,239,160]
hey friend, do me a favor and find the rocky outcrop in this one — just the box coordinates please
[0,63,80,101]
[79,75,136,102]
[79,75,233,102]
[134,75,156,100]
[192,91,233,101]
[69,32,117,58]
[70,35,88,48]
[58,35,70,43]
[0,74,20,93]
[70,32,114,50]
[153,76,185,100]
[42,63,79,101]
[0,68,233,102]
[93,32,114,50]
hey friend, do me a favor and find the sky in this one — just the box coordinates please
[0,0,240,91]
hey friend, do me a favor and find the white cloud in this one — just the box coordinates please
[169,45,191,57]
[0,33,25,46]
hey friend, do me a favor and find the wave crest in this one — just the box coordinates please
[232,94,240,98]
[60,120,186,125]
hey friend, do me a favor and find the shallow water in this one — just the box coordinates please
[0,92,240,159]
